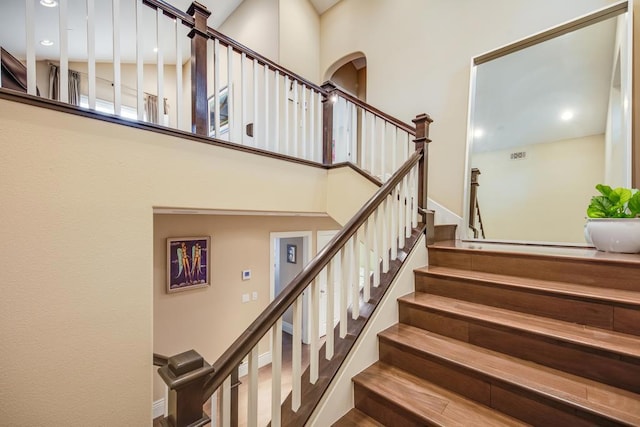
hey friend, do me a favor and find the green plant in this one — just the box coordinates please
[587,184,640,218]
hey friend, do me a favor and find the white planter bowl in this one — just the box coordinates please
[585,218,640,253]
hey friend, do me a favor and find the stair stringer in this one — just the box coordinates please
[306,234,428,426]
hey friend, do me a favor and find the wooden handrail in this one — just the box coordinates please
[153,353,170,367]
[206,27,325,94]
[202,148,423,398]
[142,0,195,26]
[329,86,417,135]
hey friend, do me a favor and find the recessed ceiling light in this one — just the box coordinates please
[40,0,58,7]
[560,110,574,121]
[40,39,54,46]
[473,128,484,138]
[153,47,158,53]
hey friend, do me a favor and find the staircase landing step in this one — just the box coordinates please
[353,361,528,427]
[379,323,640,426]
[415,266,640,306]
[429,240,640,266]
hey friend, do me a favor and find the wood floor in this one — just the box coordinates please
[335,239,640,426]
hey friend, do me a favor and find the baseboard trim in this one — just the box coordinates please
[282,321,294,335]
[238,351,272,377]
[153,399,165,419]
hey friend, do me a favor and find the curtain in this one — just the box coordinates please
[48,64,80,106]
[145,94,158,124]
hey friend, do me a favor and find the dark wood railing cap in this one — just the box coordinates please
[169,349,204,376]
[412,113,434,124]
[158,350,215,390]
[187,1,211,18]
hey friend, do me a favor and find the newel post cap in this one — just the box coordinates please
[158,349,214,390]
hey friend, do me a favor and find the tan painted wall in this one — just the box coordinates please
[153,215,339,401]
[219,0,280,63]
[326,166,379,226]
[471,134,605,243]
[0,99,328,425]
[320,0,616,216]
[279,0,321,84]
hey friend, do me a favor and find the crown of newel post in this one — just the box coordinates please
[158,349,215,427]
[321,81,338,165]
[187,2,211,137]
[412,113,434,243]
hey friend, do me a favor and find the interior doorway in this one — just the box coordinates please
[270,231,313,344]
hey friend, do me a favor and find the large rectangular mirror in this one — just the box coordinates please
[464,1,633,245]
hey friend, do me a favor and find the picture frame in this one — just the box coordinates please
[166,236,210,293]
[286,244,297,264]
[208,85,230,137]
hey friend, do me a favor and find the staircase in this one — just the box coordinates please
[334,231,640,426]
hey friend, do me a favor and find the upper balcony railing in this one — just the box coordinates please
[0,0,416,177]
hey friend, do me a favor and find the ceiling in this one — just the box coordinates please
[0,0,339,64]
[471,15,619,153]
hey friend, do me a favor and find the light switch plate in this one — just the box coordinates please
[242,293,250,303]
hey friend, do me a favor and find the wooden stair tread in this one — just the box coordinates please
[353,361,529,426]
[379,323,640,425]
[332,408,384,427]
[414,265,640,306]
[400,292,640,359]
[428,240,640,266]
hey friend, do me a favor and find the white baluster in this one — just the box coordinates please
[210,391,217,427]
[271,318,282,427]
[264,65,270,151]
[59,0,68,103]
[87,0,96,109]
[221,376,231,427]
[352,229,361,320]
[326,258,335,360]
[339,245,349,339]
[274,72,280,153]
[404,173,412,238]
[392,127,398,170]
[25,0,35,95]
[360,109,367,171]
[156,8,164,124]
[363,220,371,302]
[241,52,247,145]
[247,347,258,427]
[398,180,405,250]
[380,121,387,181]
[292,81,299,157]
[390,188,399,260]
[316,90,323,162]
[310,276,320,384]
[372,208,380,287]
[163,384,169,417]
[301,87,307,159]
[214,38,220,136]
[381,196,390,273]
[253,58,259,148]
[292,295,302,411]
[135,0,143,120]
[412,165,419,228]
[227,45,234,141]
[370,115,376,178]
[113,0,122,114]
[284,76,290,155]
[309,89,315,161]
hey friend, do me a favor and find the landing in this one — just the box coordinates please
[430,240,640,265]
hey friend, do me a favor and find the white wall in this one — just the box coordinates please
[279,0,321,84]
[471,134,605,243]
[320,0,616,216]
[219,0,280,63]
[0,99,328,425]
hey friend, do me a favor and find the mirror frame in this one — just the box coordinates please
[462,0,633,245]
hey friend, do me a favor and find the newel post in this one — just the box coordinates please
[321,81,337,165]
[158,349,214,427]
[187,2,211,136]
[412,113,433,216]
[469,168,481,237]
